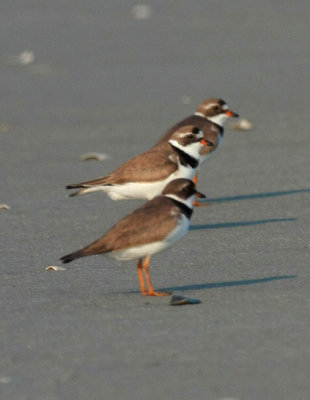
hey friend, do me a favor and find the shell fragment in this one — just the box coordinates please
[45,266,66,271]
[170,292,201,306]
[230,118,254,131]
[80,152,110,161]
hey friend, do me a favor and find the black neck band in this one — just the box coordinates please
[170,198,193,219]
[170,144,199,169]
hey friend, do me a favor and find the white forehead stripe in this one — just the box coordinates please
[207,102,229,111]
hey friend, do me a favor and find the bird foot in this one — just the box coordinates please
[193,200,211,207]
[142,290,171,297]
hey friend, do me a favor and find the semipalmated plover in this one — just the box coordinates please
[157,98,239,205]
[61,178,204,296]
[66,126,208,200]
[157,98,238,162]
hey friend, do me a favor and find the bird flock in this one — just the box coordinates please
[61,98,239,296]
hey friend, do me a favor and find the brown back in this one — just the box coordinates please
[79,196,182,256]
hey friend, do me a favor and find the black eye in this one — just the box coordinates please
[213,105,220,111]
[192,127,200,134]
[187,133,194,139]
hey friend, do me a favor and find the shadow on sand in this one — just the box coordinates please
[160,275,296,293]
[203,188,310,204]
[190,217,296,231]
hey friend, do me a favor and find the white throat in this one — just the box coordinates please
[165,194,195,210]
[169,139,202,162]
[207,113,229,127]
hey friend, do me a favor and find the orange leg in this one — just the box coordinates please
[142,255,171,296]
[192,172,210,207]
[193,199,210,207]
[137,259,148,295]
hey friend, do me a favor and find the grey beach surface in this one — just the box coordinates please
[1,1,310,399]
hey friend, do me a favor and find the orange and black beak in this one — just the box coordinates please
[225,110,239,118]
[195,190,206,199]
[200,138,214,147]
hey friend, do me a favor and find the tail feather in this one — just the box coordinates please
[69,188,89,197]
[60,250,85,264]
[66,179,112,197]
[66,183,87,197]
[66,183,84,189]
[66,175,110,191]
[68,186,108,197]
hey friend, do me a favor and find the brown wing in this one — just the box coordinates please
[67,143,178,188]
[79,196,181,256]
[100,145,178,184]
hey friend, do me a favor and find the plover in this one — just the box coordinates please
[157,98,238,162]
[157,98,238,205]
[61,178,204,296]
[66,126,209,200]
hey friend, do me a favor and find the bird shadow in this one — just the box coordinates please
[160,275,296,293]
[159,188,304,296]
[202,188,310,204]
[190,217,296,231]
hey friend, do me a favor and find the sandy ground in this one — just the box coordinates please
[1,1,310,399]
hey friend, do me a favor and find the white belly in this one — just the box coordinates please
[108,215,190,260]
[106,164,196,200]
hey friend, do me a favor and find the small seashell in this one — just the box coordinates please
[7,50,35,66]
[19,51,35,64]
[216,398,239,400]
[45,265,66,271]
[80,152,110,161]
[0,376,12,384]
[131,4,153,19]
[170,292,201,306]
[0,123,11,132]
[0,204,10,211]
[230,118,254,131]
[181,95,192,105]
